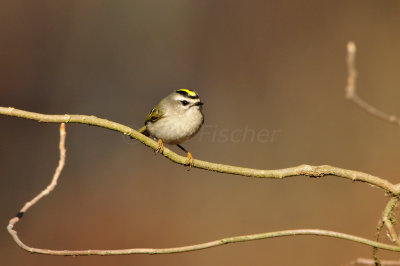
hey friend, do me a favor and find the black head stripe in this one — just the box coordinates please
[176,89,199,99]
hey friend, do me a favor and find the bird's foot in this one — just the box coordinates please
[186,152,194,170]
[155,139,164,154]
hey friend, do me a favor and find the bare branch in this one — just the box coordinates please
[7,123,66,253]
[346,41,357,99]
[346,41,400,126]
[375,218,385,265]
[382,197,400,245]
[374,197,400,264]
[1,107,398,195]
[346,257,400,265]
[6,228,400,256]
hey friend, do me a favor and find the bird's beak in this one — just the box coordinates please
[193,101,204,106]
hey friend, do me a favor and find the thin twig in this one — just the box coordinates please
[1,107,399,195]
[346,257,400,266]
[374,197,400,264]
[7,228,400,256]
[374,218,384,265]
[7,123,66,253]
[382,197,400,245]
[346,41,400,126]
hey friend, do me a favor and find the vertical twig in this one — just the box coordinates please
[346,42,400,126]
[374,218,384,265]
[7,123,67,249]
[374,197,400,265]
[346,42,357,99]
[382,197,400,245]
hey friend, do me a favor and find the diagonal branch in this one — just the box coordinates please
[0,107,398,195]
[346,41,400,126]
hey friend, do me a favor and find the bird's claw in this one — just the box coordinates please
[186,152,194,170]
[155,139,164,154]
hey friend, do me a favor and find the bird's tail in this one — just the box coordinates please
[138,125,150,136]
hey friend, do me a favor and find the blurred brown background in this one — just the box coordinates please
[1,1,400,265]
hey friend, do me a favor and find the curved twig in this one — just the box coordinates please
[346,41,400,126]
[7,123,67,254]
[8,227,400,255]
[374,197,400,264]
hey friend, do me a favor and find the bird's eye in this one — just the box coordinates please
[181,100,189,106]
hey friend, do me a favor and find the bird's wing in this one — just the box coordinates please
[144,106,165,124]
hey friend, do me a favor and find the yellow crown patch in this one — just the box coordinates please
[177,89,198,98]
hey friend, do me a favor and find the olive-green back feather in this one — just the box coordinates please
[138,103,166,137]
[144,106,164,124]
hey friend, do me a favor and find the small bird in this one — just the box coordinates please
[138,89,204,167]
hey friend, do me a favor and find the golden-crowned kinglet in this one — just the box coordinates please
[138,89,204,167]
